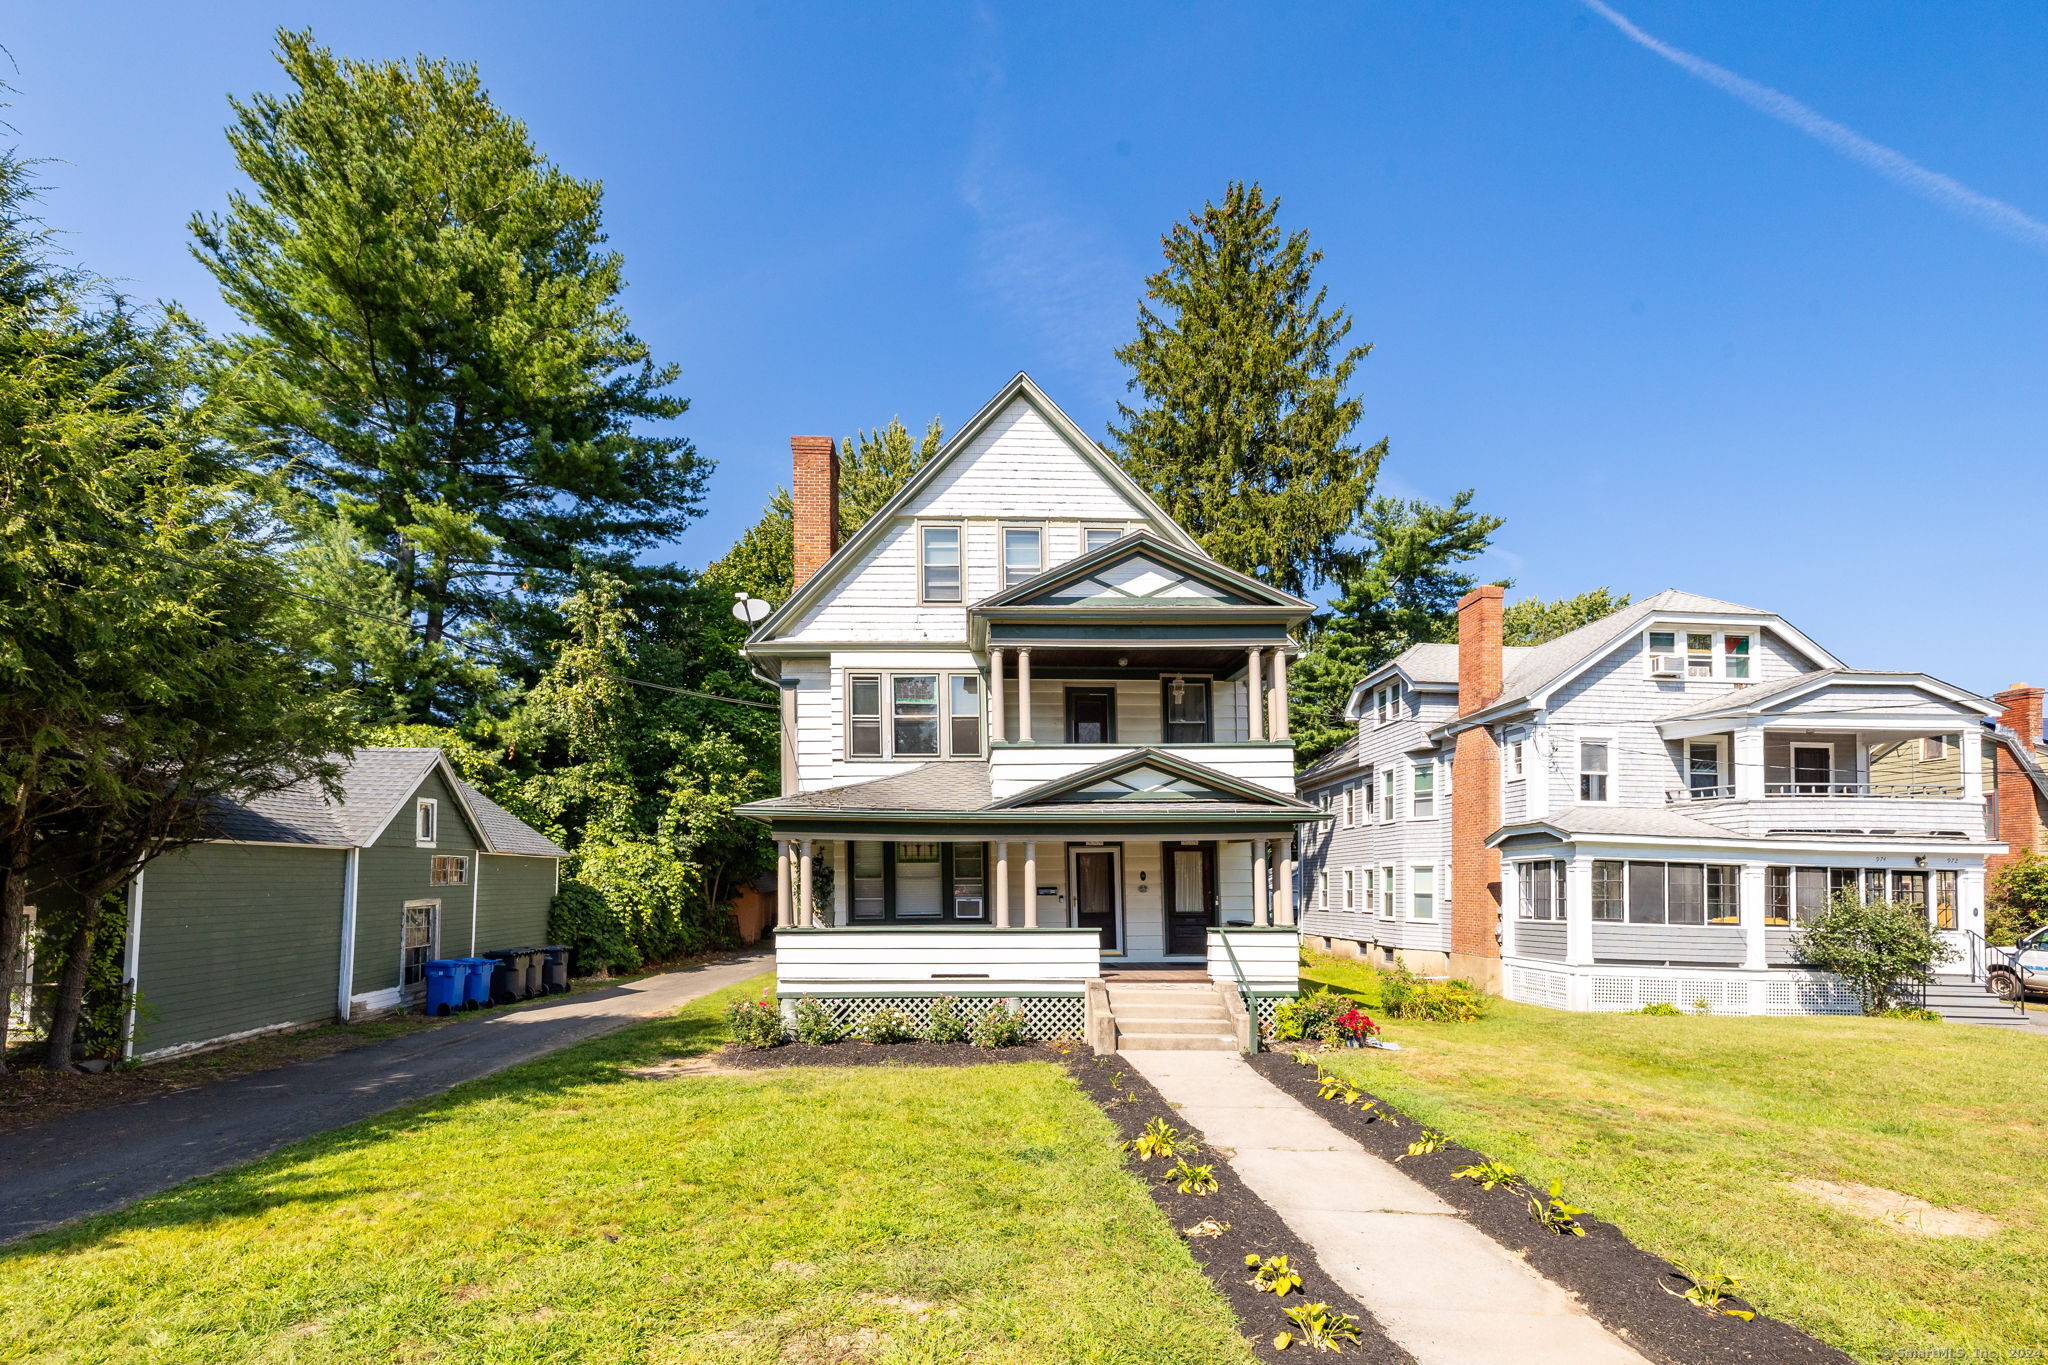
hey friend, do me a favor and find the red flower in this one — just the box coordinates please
[1335,1007,1380,1038]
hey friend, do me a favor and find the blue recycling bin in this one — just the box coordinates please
[422,960,465,1017]
[456,957,493,1009]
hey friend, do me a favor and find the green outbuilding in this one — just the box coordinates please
[114,747,566,1061]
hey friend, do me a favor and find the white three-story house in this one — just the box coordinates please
[1297,585,2026,1021]
[739,374,1320,1044]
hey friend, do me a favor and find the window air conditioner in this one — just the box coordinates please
[1648,654,1685,678]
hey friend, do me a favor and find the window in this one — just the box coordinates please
[1505,730,1526,781]
[1647,629,1751,679]
[1411,866,1436,920]
[893,842,944,918]
[1342,868,1356,912]
[1921,734,1953,761]
[951,842,987,919]
[1343,786,1359,828]
[1686,739,1727,798]
[1591,861,1626,921]
[1002,526,1042,588]
[1578,739,1610,802]
[1625,862,1735,925]
[1789,744,1835,794]
[1084,526,1124,554]
[1685,632,1715,678]
[1933,869,1958,930]
[1362,770,1377,821]
[1381,768,1399,821]
[1411,763,1436,819]
[1066,688,1116,743]
[1768,866,1835,925]
[415,799,438,846]
[1317,871,1329,911]
[949,675,984,756]
[849,672,983,759]
[1516,860,1563,920]
[919,525,961,602]
[1163,676,1211,743]
[1374,683,1402,726]
[400,901,437,989]
[1360,868,1376,916]
[1379,866,1397,918]
[1723,634,1751,679]
[430,855,468,887]
[852,843,886,921]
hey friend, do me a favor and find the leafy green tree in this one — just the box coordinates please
[1288,493,1501,761]
[1794,893,1957,1014]
[1503,588,1631,646]
[1987,851,2048,945]
[1109,181,1382,596]
[192,30,705,717]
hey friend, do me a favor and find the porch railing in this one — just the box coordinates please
[1668,779,1965,802]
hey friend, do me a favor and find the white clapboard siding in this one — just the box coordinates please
[776,929,1101,989]
[1208,928,1299,989]
[1020,673,1259,746]
[908,403,1149,522]
[989,745,1298,800]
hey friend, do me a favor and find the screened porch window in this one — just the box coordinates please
[1624,861,1734,925]
[1591,860,1626,921]
[893,842,943,918]
[1516,860,1564,920]
[852,842,886,920]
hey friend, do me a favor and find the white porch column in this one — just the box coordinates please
[832,840,850,926]
[775,840,792,929]
[1017,649,1034,743]
[1740,861,1769,972]
[1734,725,1766,799]
[1253,838,1271,925]
[1960,727,1984,800]
[1271,649,1291,741]
[1246,648,1265,741]
[1564,858,1593,966]
[1023,843,1039,927]
[1275,836,1296,926]
[990,648,1006,745]
[798,839,816,927]
[995,842,1011,926]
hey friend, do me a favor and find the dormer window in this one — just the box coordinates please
[1646,630,1752,680]
[1373,683,1402,726]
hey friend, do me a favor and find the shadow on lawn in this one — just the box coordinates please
[0,979,753,1263]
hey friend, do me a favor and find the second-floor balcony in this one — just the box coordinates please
[1662,738,1992,840]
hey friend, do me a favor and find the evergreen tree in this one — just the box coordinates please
[191,30,706,718]
[1109,181,1382,596]
[1502,588,1630,646]
[1287,493,1501,762]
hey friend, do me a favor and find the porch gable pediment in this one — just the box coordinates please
[975,532,1311,615]
[990,748,1314,812]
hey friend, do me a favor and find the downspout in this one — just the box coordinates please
[336,846,360,1022]
[119,870,145,1063]
[750,657,798,796]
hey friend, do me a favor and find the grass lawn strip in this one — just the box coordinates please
[0,974,1259,1365]
[1301,956,2048,1360]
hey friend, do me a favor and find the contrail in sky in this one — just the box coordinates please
[1580,0,2048,254]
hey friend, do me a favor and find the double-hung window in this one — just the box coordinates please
[919,525,962,602]
[1381,768,1399,821]
[1516,860,1564,920]
[1374,683,1401,726]
[1505,730,1526,782]
[1411,763,1436,819]
[1002,526,1042,588]
[1362,771,1377,821]
[1318,871,1329,911]
[1342,868,1356,912]
[1379,866,1397,918]
[1344,786,1360,827]
[1410,866,1436,920]
[1359,868,1376,916]
[415,799,438,847]
[1578,739,1611,803]
[1163,677,1211,743]
[848,671,984,759]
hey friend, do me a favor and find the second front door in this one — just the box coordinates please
[1072,847,1120,952]
[1164,842,1216,956]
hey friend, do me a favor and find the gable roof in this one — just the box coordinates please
[1654,669,1996,726]
[747,372,1206,649]
[741,762,996,814]
[975,530,1313,614]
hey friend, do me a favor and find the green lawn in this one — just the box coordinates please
[1,976,1255,1365]
[1303,957,2048,1361]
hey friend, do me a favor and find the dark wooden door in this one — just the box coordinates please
[1072,849,1119,951]
[1164,843,1216,956]
[1067,689,1116,744]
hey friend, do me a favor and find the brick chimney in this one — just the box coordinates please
[790,435,839,589]
[1990,683,2045,872]
[1450,585,1505,990]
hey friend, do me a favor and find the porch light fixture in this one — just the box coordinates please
[1169,674,1187,706]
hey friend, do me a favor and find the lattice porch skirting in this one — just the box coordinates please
[779,991,1088,1040]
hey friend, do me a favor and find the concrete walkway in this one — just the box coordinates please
[1128,1050,1649,1365]
[0,951,770,1244]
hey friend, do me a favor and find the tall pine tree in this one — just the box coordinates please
[1109,181,1382,596]
[1503,588,1630,645]
[192,30,705,719]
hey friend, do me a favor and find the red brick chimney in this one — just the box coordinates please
[1450,585,1505,989]
[1991,683,2045,872]
[790,435,839,589]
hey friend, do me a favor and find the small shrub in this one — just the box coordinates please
[1125,1116,1189,1161]
[1632,1001,1684,1016]
[1987,851,2048,945]
[1378,963,1484,1022]
[1878,1005,1943,1022]
[792,996,842,1045]
[1794,891,1958,1014]
[855,1007,917,1044]
[1400,1129,1449,1160]
[1665,1259,1755,1321]
[970,1000,1030,1049]
[1274,988,1352,1043]
[1451,1159,1519,1191]
[1166,1157,1218,1195]
[724,993,785,1049]
[1275,1302,1362,1352]
[1691,998,1713,1015]
[1245,1253,1303,1297]
[1527,1177,1589,1236]
[924,995,971,1043]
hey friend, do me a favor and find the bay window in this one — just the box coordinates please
[848,671,984,759]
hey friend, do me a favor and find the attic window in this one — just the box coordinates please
[415,799,438,847]
[1646,630,1751,680]
[1083,527,1124,554]
[1002,526,1043,587]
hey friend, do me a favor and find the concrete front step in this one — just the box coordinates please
[1917,983,2029,1026]
[1114,1031,1241,1051]
[1113,1015,1232,1036]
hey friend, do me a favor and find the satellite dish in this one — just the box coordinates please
[731,592,773,624]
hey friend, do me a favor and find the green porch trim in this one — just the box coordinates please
[989,739,1297,750]
[754,816,1322,840]
[987,621,1292,644]
[773,925,1090,934]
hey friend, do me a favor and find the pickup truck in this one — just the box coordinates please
[1987,925,2048,1003]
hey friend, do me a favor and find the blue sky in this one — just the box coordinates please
[9,2,2046,694]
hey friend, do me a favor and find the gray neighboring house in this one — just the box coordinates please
[107,747,565,1061]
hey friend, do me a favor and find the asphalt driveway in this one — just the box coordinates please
[0,951,769,1244]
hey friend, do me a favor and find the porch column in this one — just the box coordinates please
[1734,725,1765,799]
[1275,836,1296,926]
[1740,861,1769,971]
[1271,649,1291,741]
[1960,727,1984,800]
[832,840,850,926]
[1017,649,1034,743]
[775,840,792,929]
[1023,843,1039,927]
[990,648,1006,745]
[798,839,816,928]
[1253,838,1271,925]
[1246,648,1265,741]
[995,842,1011,926]
[1563,858,1593,966]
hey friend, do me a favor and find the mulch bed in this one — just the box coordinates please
[1065,1049,1415,1365]
[718,1041,1057,1069]
[1247,1049,1852,1365]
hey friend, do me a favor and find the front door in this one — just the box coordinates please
[1164,842,1216,956]
[1790,745,1834,794]
[1067,689,1116,744]
[400,900,439,1000]
[1072,847,1121,952]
